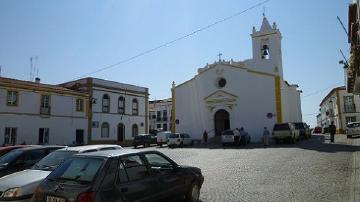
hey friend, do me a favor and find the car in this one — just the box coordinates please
[221,130,234,146]
[32,150,204,202]
[272,123,300,143]
[157,131,172,147]
[133,134,157,148]
[293,122,311,139]
[0,145,36,158]
[314,126,322,134]
[167,133,192,147]
[0,145,65,178]
[0,144,122,202]
[346,122,360,138]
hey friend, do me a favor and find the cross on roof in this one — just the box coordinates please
[218,53,222,61]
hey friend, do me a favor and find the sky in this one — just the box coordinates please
[0,0,349,127]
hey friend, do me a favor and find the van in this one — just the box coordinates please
[272,123,299,143]
[157,131,172,146]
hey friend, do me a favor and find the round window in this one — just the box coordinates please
[218,78,227,88]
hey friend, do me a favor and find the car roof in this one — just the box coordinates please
[0,145,35,151]
[75,149,147,158]
[57,144,122,153]
[13,145,65,151]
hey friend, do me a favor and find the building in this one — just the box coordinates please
[172,16,302,142]
[318,86,360,133]
[346,0,360,94]
[149,98,172,131]
[61,77,149,145]
[0,77,89,146]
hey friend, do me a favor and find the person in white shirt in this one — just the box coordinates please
[263,127,270,146]
[233,128,240,145]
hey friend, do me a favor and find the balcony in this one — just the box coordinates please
[40,107,51,115]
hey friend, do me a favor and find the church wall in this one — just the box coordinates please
[175,64,278,142]
[281,83,303,123]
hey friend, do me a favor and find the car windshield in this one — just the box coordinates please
[294,123,304,129]
[48,157,104,185]
[274,124,290,131]
[169,134,179,138]
[347,123,360,128]
[223,130,234,136]
[134,135,144,140]
[0,149,24,166]
[33,150,78,171]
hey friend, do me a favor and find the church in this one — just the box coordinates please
[171,16,302,142]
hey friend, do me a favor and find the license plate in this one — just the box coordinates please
[47,196,66,202]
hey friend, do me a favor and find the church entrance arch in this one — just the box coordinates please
[214,109,230,136]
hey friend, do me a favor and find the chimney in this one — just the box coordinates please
[35,77,40,83]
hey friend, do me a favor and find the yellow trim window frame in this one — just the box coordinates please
[7,91,18,106]
[76,98,84,112]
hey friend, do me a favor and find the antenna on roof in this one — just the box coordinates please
[262,7,266,17]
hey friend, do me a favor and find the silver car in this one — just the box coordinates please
[0,145,122,202]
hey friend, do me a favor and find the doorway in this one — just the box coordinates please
[76,129,84,145]
[118,123,125,142]
[214,109,230,136]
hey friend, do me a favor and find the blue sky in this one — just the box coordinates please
[0,0,349,127]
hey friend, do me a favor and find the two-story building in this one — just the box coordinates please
[149,98,172,131]
[0,77,89,146]
[318,86,360,133]
[61,77,149,145]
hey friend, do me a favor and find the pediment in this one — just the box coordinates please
[204,90,238,110]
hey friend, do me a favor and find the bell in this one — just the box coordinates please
[263,49,269,56]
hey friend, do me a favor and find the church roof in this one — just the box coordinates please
[260,17,272,32]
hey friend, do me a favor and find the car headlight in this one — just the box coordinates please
[2,187,22,198]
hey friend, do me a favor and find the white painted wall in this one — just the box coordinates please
[175,64,277,142]
[0,87,88,145]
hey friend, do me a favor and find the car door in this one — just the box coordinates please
[98,158,123,202]
[116,154,160,202]
[143,152,185,199]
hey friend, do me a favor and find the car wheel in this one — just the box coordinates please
[185,182,200,202]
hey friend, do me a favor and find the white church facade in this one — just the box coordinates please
[172,17,302,142]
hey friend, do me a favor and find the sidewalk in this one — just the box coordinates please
[347,136,360,202]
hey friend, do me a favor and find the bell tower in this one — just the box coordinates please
[251,16,283,78]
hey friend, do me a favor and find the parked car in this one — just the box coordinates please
[293,122,311,139]
[33,150,204,202]
[0,145,65,178]
[0,145,122,202]
[0,145,36,157]
[221,129,235,146]
[157,131,172,146]
[133,134,157,148]
[167,133,192,147]
[346,122,360,138]
[314,126,322,134]
[272,123,300,143]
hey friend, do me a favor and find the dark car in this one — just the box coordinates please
[133,134,157,148]
[293,122,311,139]
[0,145,35,157]
[0,145,65,177]
[314,126,322,134]
[33,150,204,202]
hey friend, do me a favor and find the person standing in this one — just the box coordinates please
[329,122,336,143]
[234,128,240,145]
[203,130,208,145]
[263,127,270,146]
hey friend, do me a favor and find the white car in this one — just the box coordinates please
[221,130,235,146]
[272,123,300,143]
[347,122,360,138]
[167,133,192,147]
[157,131,172,146]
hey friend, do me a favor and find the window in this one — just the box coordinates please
[157,124,161,129]
[7,91,18,106]
[117,161,129,183]
[163,110,167,121]
[132,99,138,115]
[163,124,167,131]
[41,95,50,108]
[102,94,110,113]
[76,99,84,112]
[217,78,227,88]
[132,124,138,137]
[344,96,356,113]
[157,111,161,121]
[144,153,173,169]
[4,127,17,145]
[346,116,357,124]
[101,122,110,138]
[121,155,149,181]
[118,96,125,114]
[38,128,49,144]
[100,159,118,189]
